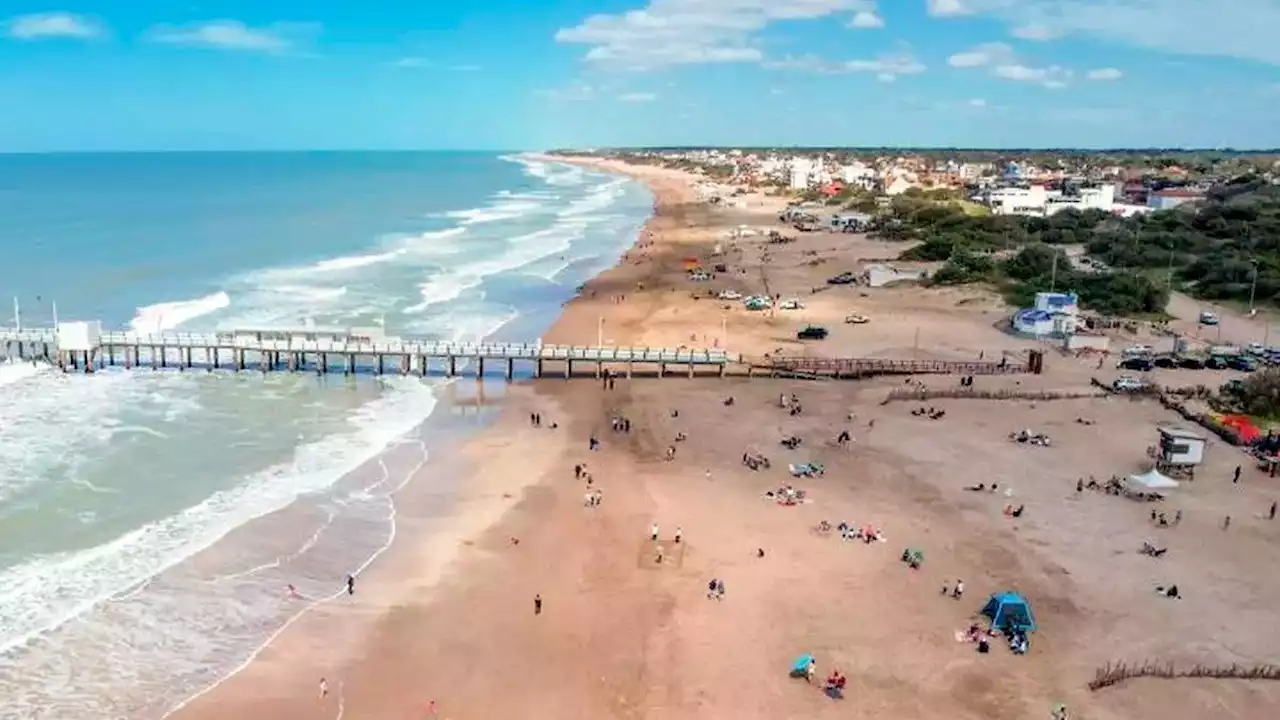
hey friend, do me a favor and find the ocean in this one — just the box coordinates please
[0,152,652,717]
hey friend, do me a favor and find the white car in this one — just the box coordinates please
[716,290,742,300]
[778,299,804,310]
[1113,376,1147,391]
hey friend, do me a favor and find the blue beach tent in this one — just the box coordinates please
[981,591,1037,632]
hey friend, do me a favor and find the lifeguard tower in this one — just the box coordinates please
[1152,425,1206,479]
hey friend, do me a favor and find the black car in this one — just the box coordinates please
[1178,356,1205,370]
[827,272,857,285]
[797,325,829,340]
[1228,356,1258,372]
[1118,357,1153,371]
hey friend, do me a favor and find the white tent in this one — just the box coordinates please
[1126,469,1180,492]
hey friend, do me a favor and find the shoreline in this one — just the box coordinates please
[163,154,669,719]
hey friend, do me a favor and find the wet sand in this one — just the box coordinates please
[173,157,1280,720]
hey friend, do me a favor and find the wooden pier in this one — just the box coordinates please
[0,326,737,380]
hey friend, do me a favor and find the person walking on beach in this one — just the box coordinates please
[952,579,965,600]
[534,594,543,615]
[319,677,328,699]
[1270,501,1277,520]
[1233,464,1242,484]
[651,523,660,541]
[346,574,355,596]
[674,526,683,544]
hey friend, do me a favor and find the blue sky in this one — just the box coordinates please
[1,0,1278,151]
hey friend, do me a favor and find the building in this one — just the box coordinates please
[1012,292,1079,337]
[990,185,1048,215]
[788,166,810,190]
[1148,189,1204,210]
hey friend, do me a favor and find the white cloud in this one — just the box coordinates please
[946,42,1012,68]
[1010,23,1059,41]
[765,52,924,79]
[929,0,1280,66]
[968,98,987,107]
[950,42,1072,88]
[556,0,885,69]
[537,81,596,101]
[388,57,480,71]
[147,20,310,53]
[927,0,971,17]
[1086,67,1123,80]
[850,10,884,28]
[618,91,657,102]
[4,12,101,40]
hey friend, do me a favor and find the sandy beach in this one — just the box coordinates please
[172,156,1280,720]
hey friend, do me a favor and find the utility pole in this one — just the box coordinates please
[1166,247,1175,288]
[1049,252,1059,293]
[1249,259,1259,317]
[12,296,19,332]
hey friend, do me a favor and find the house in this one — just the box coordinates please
[819,181,845,197]
[884,176,919,196]
[1012,292,1079,337]
[1148,189,1204,211]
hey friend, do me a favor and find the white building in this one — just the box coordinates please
[990,185,1049,215]
[1148,189,1204,210]
[1012,292,1079,337]
[840,162,876,184]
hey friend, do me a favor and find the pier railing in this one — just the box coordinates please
[749,356,1034,378]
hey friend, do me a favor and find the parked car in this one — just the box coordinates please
[778,299,804,310]
[797,325,829,340]
[827,272,857,285]
[716,290,742,300]
[1199,311,1219,326]
[845,313,870,324]
[1177,356,1205,370]
[1206,355,1230,370]
[1153,356,1178,369]
[1229,356,1258,372]
[1113,376,1147,391]
[1118,357,1154,371]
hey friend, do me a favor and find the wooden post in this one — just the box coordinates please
[107,346,115,367]
[419,355,427,378]
[659,362,665,378]
[376,355,384,376]
[346,353,355,375]
[506,358,514,381]
[478,357,485,378]
[688,362,694,379]
[535,359,542,378]
[564,359,572,379]
[449,356,456,376]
